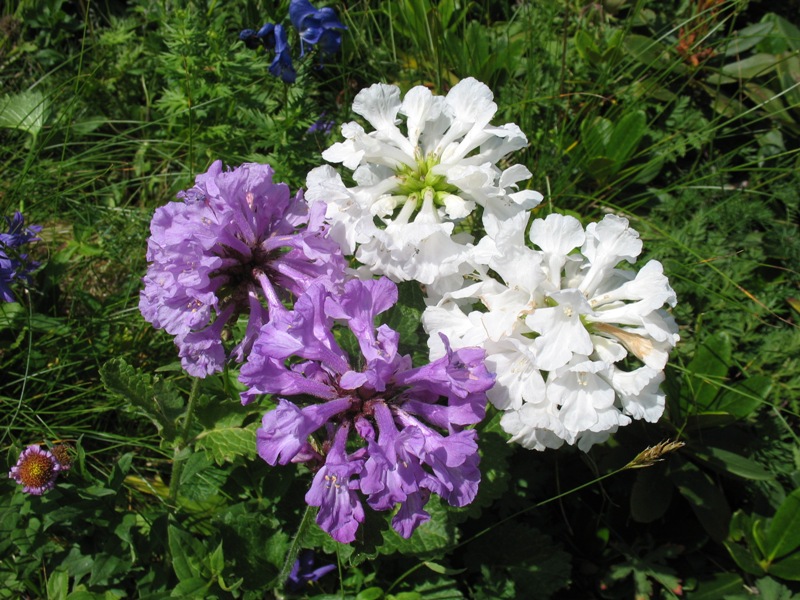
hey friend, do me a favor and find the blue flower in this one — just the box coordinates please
[1,211,41,302]
[266,24,297,83]
[286,550,336,592]
[307,112,335,135]
[289,0,347,56]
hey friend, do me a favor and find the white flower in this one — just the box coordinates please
[423,212,679,451]
[305,78,542,298]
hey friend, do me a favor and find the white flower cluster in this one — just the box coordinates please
[310,77,679,452]
[305,77,542,298]
[423,212,679,451]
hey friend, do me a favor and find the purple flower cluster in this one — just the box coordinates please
[140,158,494,543]
[240,277,495,542]
[139,160,345,377]
[1,211,42,302]
[239,0,346,83]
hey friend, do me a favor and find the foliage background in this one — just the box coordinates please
[1,0,800,598]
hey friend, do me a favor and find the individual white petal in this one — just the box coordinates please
[530,213,585,287]
[580,214,643,296]
[352,83,403,131]
[445,77,496,127]
[590,260,677,310]
[442,194,475,219]
[526,289,594,371]
[501,409,566,451]
[400,85,444,148]
[547,357,615,434]
[607,365,666,422]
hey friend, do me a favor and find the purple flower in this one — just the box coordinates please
[1,211,42,302]
[8,445,62,495]
[289,0,347,56]
[305,424,365,543]
[286,550,336,592]
[139,160,345,377]
[243,277,494,541]
[307,113,335,136]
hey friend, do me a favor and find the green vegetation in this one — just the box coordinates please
[1,0,799,597]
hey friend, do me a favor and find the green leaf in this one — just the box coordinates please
[683,332,732,411]
[671,458,731,542]
[170,578,211,597]
[767,489,800,561]
[46,569,69,600]
[195,424,257,466]
[689,573,744,600]
[423,562,466,576]
[381,497,457,559]
[581,116,613,157]
[100,358,184,442]
[724,540,766,576]
[724,21,774,56]
[767,553,800,581]
[720,53,781,79]
[630,461,673,523]
[0,90,47,138]
[689,445,773,481]
[574,30,603,66]
[607,110,646,164]
[715,375,773,418]
[168,525,205,582]
[356,587,385,600]
[87,552,128,587]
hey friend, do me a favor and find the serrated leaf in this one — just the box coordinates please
[100,358,184,442]
[767,488,800,561]
[381,497,457,559]
[195,425,257,466]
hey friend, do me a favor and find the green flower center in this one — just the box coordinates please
[393,152,459,213]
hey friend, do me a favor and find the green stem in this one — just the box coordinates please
[168,377,201,507]
[276,505,317,592]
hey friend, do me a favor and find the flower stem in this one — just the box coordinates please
[168,377,201,507]
[276,504,317,591]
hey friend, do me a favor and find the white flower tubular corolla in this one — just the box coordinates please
[305,78,542,298]
[423,212,679,451]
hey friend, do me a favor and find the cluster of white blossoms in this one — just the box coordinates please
[305,77,542,298]
[422,211,679,451]
[310,77,679,452]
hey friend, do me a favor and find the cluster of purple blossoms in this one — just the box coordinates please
[240,277,495,542]
[139,160,346,377]
[1,211,42,302]
[140,158,495,542]
[8,444,72,495]
[239,0,346,83]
